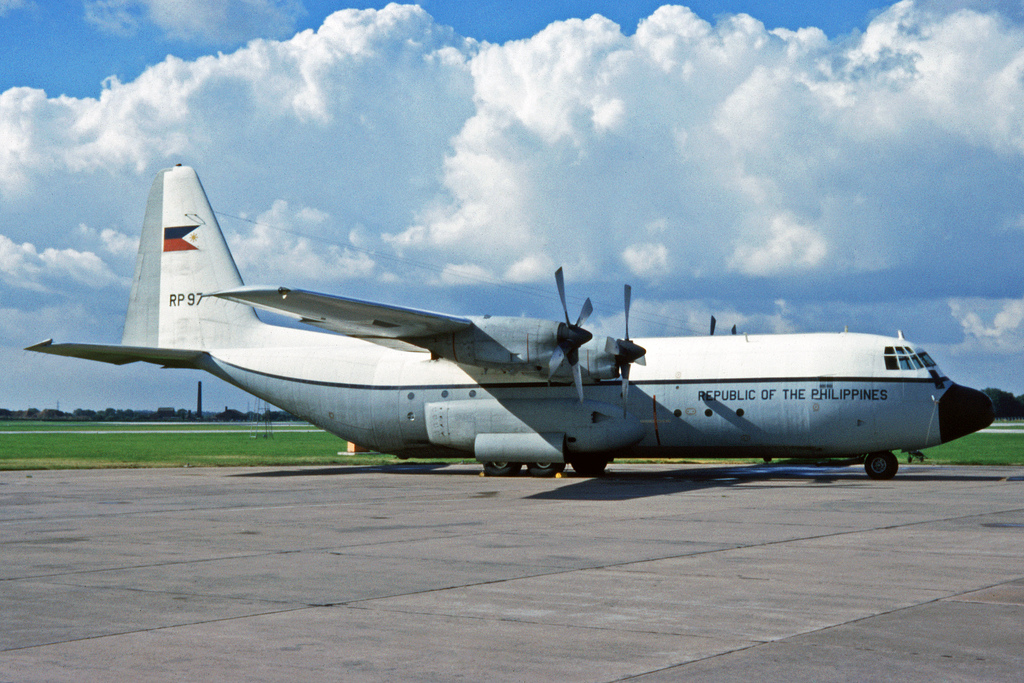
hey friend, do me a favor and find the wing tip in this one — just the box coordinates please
[25,338,55,352]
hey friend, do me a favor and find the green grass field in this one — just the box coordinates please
[1,421,1021,470]
[0,422,405,470]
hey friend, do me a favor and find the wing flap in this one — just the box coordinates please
[211,286,473,340]
[26,340,206,368]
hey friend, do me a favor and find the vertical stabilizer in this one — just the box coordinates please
[122,165,260,349]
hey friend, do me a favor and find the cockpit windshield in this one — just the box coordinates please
[883,346,934,371]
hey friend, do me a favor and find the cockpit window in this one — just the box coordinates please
[916,350,937,367]
[884,346,926,371]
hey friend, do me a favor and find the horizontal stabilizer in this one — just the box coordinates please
[212,286,473,340]
[26,340,206,369]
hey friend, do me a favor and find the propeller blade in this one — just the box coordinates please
[576,298,593,328]
[710,315,717,336]
[624,284,632,340]
[617,284,647,415]
[548,344,566,379]
[551,267,594,402]
[620,362,631,415]
[731,324,737,335]
[571,361,584,403]
[555,267,570,325]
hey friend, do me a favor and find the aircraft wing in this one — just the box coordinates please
[25,340,207,368]
[211,286,473,341]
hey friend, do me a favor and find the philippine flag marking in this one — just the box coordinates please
[164,225,200,252]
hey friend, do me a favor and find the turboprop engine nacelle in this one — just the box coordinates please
[417,316,620,381]
[425,398,646,463]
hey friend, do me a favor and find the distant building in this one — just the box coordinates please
[216,407,246,421]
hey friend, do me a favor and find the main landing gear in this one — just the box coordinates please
[480,462,564,477]
[481,462,522,477]
[864,451,898,480]
[481,457,609,477]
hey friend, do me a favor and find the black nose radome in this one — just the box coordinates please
[939,384,995,444]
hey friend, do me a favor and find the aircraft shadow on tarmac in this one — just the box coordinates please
[526,466,1020,500]
[234,463,454,478]
[233,463,1016,502]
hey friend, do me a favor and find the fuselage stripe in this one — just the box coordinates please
[214,358,948,393]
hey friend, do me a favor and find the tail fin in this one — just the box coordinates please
[122,165,260,349]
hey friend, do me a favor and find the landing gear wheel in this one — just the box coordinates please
[482,462,522,477]
[568,457,609,477]
[526,462,566,478]
[864,451,898,480]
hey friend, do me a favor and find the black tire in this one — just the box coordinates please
[568,456,609,477]
[526,462,566,478]
[482,462,522,477]
[864,451,898,480]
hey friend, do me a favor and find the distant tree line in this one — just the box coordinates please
[982,389,1024,419]
[0,407,300,422]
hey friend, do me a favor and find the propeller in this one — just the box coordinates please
[607,284,647,415]
[548,267,593,402]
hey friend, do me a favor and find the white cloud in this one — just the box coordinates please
[0,234,122,291]
[729,213,828,276]
[227,199,374,281]
[622,242,669,278]
[949,297,1024,353]
[99,228,138,257]
[85,0,304,43]
[77,224,139,258]
[504,253,553,283]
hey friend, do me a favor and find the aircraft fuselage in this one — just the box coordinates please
[198,325,983,462]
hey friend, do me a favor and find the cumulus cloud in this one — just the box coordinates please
[382,1,1024,290]
[623,242,670,278]
[227,199,374,281]
[77,224,139,258]
[85,0,304,43]
[729,213,828,276]
[949,297,1024,353]
[0,234,122,292]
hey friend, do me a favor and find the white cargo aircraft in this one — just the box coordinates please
[29,165,995,479]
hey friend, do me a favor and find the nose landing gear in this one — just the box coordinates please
[864,451,898,480]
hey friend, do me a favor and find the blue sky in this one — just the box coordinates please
[2,1,1024,410]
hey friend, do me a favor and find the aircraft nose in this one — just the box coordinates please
[938,384,995,444]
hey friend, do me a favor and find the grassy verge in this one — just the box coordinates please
[0,421,315,431]
[0,426,402,470]
[1,422,1021,470]
[910,431,1024,466]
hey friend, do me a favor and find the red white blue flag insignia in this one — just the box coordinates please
[164,225,200,252]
